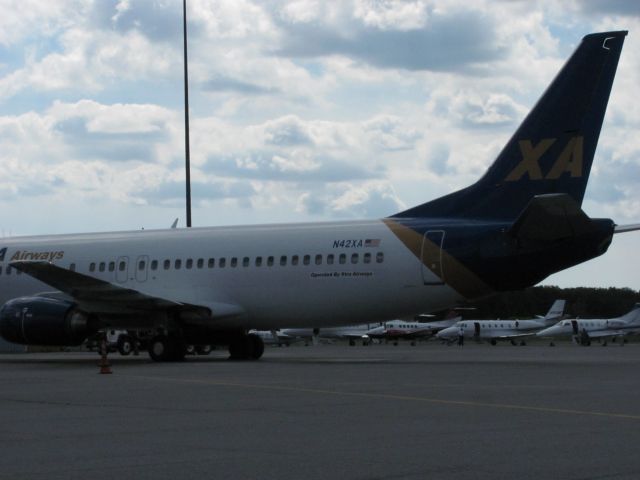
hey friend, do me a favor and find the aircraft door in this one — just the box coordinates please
[571,320,579,335]
[136,255,149,282]
[420,230,445,285]
[116,256,129,283]
[474,322,481,338]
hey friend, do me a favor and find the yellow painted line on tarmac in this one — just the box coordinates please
[125,374,640,421]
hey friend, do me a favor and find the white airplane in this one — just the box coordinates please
[367,315,462,345]
[436,300,566,345]
[536,303,640,345]
[281,323,383,346]
[0,31,638,362]
[248,329,296,347]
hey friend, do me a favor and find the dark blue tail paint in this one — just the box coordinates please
[384,32,626,296]
[392,31,627,221]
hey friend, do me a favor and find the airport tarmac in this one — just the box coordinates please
[1,342,639,480]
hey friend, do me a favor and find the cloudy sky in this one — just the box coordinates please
[1,0,639,290]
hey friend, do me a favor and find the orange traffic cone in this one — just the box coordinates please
[98,338,112,374]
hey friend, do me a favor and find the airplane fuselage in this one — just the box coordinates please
[0,219,469,330]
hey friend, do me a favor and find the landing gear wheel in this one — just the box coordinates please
[148,335,186,362]
[117,335,134,356]
[196,344,212,355]
[149,335,172,362]
[229,334,264,360]
[490,339,497,346]
[349,339,356,346]
[248,334,264,360]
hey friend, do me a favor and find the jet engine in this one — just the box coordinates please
[0,297,91,346]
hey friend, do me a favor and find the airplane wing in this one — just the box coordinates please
[585,330,626,338]
[614,223,640,234]
[9,261,218,319]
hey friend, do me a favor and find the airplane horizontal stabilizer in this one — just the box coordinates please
[614,223,640,234]
[509,194,593,242]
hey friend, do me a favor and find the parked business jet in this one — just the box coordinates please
[367,315,461,345]
[281,323,383,345]
[0,31,637,362]
[536,304,640,345]
[437,300,566,345]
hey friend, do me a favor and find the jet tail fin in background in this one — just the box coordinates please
[544,299,566,321]
[392,31,627,221]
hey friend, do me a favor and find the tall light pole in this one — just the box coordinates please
[183,0,192,227]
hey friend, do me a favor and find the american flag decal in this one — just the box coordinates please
[365,239,381,247]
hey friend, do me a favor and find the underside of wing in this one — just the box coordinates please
[11,261,180,313]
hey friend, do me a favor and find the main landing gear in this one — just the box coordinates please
[146,332,265,362]
[228,333,264,360]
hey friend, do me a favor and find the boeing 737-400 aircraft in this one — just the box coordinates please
[0,31,638,362]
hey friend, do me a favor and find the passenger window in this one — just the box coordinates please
[151,260,158,270]
[197,258,204,269]
[291,255,299,266]
[186,259,193,269]
[99,262,106,272]
[175,259,182,270]
[315,254,322,265]
[256,256,263,267]
[219,258,226,268]
[363,253,371,264]
[303,255,310,265]
[208,258,215,268]
[243,257,250,267]
[231,257,238,268]
[119,261,126,271]
[351,253,358,264]
[138,260,146,271]
[339,254,346,264]
[89,263,96,272]
[327,254,334,265]
[280,256,287,266]
[376,252,384,263]
[267,256,274,267]
[164,259,170,270]
[109,261,115,272]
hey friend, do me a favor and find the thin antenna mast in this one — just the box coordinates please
[183,0,192,227]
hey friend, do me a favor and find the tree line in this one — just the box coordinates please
[450,286,640,320]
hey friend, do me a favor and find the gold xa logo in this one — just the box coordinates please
[505,136,584,182]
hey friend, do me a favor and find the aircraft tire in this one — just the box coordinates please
[117,335,133,356]
[490,339,497,346]
[148,335,172,362]
[196,345,212,355]
[229,335,251,360]
[248,334,264,360]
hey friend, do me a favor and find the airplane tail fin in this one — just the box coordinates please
[621,303,640,324]
[392,31,627,220]
[544,299,566,321]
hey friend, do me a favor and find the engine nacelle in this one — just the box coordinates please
[0,297,91,346]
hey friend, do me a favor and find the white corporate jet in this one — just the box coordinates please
[0,31,638,362]
[536,303,640,345]
[281,324,383,346]
[367,315,462,345]
[437,300,566,345]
